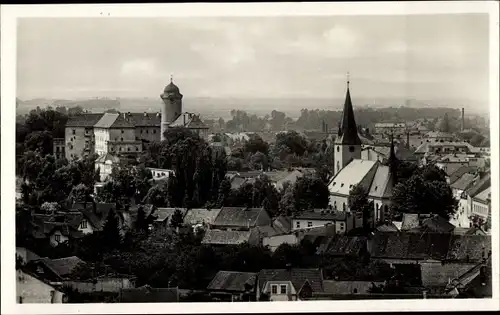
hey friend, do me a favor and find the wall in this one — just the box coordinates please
[329,195,349,212]
[136,126,161,143]
[65,127,91,159]
[262,234,298,251]
[64,277,134,293]
[361,149,384,163]
[94,128,110,156]
[472,200,489,219]
[77,218,95,235]
[107,140,142,156]
[95,161,113,182]
[334,144,361,176]
[262,281,297,301]
[369,198,391,223]
[17,270,64,303]
[255,210,272,227]
[292,219,335,231]
[53,138,66,160]
[49,230,69,247]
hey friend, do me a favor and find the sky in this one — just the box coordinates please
[17,14,490,108]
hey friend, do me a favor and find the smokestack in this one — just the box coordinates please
[461,108,465,131]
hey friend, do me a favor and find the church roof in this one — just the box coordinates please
[336,82,362,145]
[163,81,180,94]
[329,159,378,195]
[368,165,393,198]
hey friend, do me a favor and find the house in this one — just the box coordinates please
[65,113,103,159]
[420,262,477,293]
[17,269,65,303]
[64,275,136,294]
[212,207,272,231]
[423,131,455,142]
[30,216,84,247]
[168,112,209,139]
[53,137,66,160]
[374,122,407,135]
[420,215,455,234]
[446,235,491,263]
[471,186,491,230]
[291,210,354,234]
[95,153,121,181]
[448,166,479,185]
[16,247,41,264]
[70,201,115,234]
[152,207,187,230]
[148,167,175,182]
[272,216,292,234]
[317,280,385,297]
[368,231,451,264]
[206,271,257,302]
[256,268,324,301]
[465,173,491,229]
[93,113,144,158]
[367,164,394,223]
[316,235,367,258]
[361,144,417,163]
[267,169,304,191]
[447,257,492,298]
[328,159,379,212]
[262,234,299,252]
[183,208,222,228]
[119,285,179,302]
[201,229,260,246]
[26,256,87,282]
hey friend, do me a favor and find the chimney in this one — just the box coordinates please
[461,108,465,132]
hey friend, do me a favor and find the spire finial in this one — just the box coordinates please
[346,71,350,88]
[170,74,173,83]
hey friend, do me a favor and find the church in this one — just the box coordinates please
[328,78,397,224]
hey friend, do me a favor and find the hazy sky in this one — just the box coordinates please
[17,14,489,106]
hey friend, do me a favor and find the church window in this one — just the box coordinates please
[121,138,123,141]
[136,147,139,151]
[153,129,156,134]
[336,161,340,170]
[349,146,355,152]
[121,130,124,134]
[343,203,346,211]
[337,146,340,152]
[127,147,130,151]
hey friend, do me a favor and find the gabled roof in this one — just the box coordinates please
[273,216,292,234]
[329,159,378,195]
[213,207,266,228]
[421,263,477,288]
[93,113,120,129]
[449,166,478,185]
[169,112,208,129]
[369,231,451,260]
[321,236,367,256]
[183,208,222,226]
[35,256,86,278]
[474,187,490,203]
[293,210,348,221]
[120,285,179,302]
[258,268,323,293]
[207,271,257,292]
[421,215,455,233]
[401,213,420,231]
[466,174,490,198]
[71,202,115,231]
[153,207,187,224]
[322,280,384,295]
[201,230,252,245]
[65,113,103,127]
[367,164,393,198]
[450,173,477,191]
[376,223,399,232]
[446,235,491,262]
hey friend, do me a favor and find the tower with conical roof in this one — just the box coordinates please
[160,75,183,140]
[334,74,362,175]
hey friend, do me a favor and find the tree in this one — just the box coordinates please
[143,183,169,207]
[243,136,269,155]
[23,131,54,155]
[391,174,458,219]
[348,184,374,229]
[170,209,185,229]
[40,202,60,214]
[68,183,92,204]
[278,184,296,216]
[101,209,122,250]
[216,179,232,207]
[293,176,329,213]
[274,131,308,157]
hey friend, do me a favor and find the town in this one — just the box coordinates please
[15,76,492,303]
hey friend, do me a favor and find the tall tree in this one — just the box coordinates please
[101,208,122,250]
[170,209,185,229]
[348,184,374,228]
[293,176,330,213]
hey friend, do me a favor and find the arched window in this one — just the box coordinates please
[336,161,340,171]
[336,146,340,152]
[343,203,346,211]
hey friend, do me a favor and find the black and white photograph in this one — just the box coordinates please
[1,1,499,313]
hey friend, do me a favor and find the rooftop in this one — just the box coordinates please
[213,207,266,228]
[258,268,324,293]
[207,271,257,292]
[329,159,378,195]
[201,229,252,245]
[65,113,103,127]
[293,210,348,221]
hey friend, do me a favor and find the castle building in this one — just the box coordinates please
[64,78,208,161]
[329,78,396,224]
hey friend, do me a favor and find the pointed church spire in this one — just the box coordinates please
[337,73,362,145]
[170,74,173,83]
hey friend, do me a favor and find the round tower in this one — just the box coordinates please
[160,76,183,140]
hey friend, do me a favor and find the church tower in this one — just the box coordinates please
[160,76,183,140]
[334,75,362,175]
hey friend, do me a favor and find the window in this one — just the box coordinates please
[307,222,313,227]
[153,129,156,134]
[146,130,149,134]
[280,285,287,294]
[140,129,143,134]
[121,138,123,141]
[54,234,61,242]
[337,146,340,152]
[136,147,139,151]
[127,147,130,151]
[349,146,355,152]
[340,222,345,230]
[19,297,23,304]
[296,221,300,228]
[271,285,278,294]
[80,220,87,229]
[334,201,337,210]
[119,147,123,151]
[343,203,346,211]
[72,129,75,135]
[121,130,124,134]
